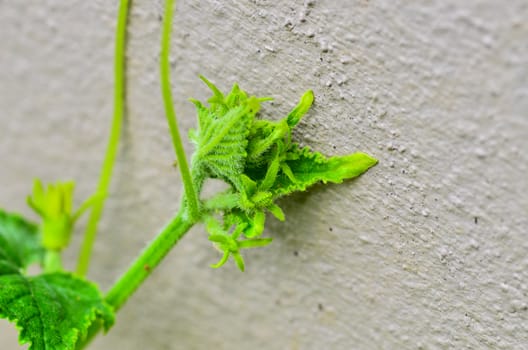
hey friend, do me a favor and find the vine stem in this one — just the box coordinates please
[160,0,200,220]
[76,0,130,276]
[104,206,195,310]
[43,250,63,273]
[76,208,196,350]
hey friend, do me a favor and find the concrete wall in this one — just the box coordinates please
[1,1,527,349]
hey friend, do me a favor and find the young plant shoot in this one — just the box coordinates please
[0,0,377,349]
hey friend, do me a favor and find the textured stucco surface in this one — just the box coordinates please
[1,1,527,349]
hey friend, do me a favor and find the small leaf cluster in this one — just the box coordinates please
[27,179,76,251]
[27,179,101,251]
[189,77,377,270]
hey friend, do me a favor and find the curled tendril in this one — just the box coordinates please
[206,216,272,271]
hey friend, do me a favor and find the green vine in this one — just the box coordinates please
[76,0,131,277]
[160,0,199,221]
[0,0,377,349]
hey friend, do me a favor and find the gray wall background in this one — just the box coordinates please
[1,1,527,349]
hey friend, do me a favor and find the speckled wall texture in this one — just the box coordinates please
[1,1,527,349]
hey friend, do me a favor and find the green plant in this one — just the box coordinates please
[0,0,377,349]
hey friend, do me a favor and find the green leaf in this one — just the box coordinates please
[267,204,285,222]
[0,272,114,350]
[190,78,263,192]
[0,208,114,349]
[0,209,44,274]
[246,211,266,237]
[247,119,289,163]
[246,89,313,163]
[271,144,378,197]
[286,89,314,128]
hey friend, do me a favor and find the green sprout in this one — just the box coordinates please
[27,179,101,251]
[0,0,378,348]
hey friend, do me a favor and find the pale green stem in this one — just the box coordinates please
[43,250,63,273]
[76,0,130,276]
[71,191,105,223]
[160,0,200,220]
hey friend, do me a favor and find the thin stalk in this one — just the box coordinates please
[43,250,63,273]
[160,0,200,220]
[104,207,195,311]
[76,0,130,276]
